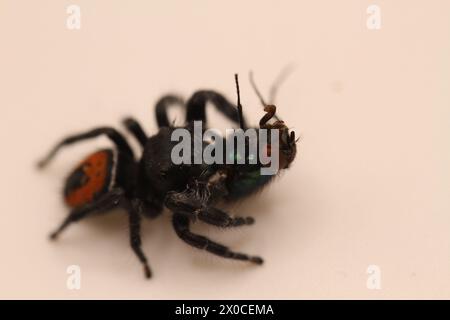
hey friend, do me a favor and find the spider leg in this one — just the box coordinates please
[37,127,133,169]
[155,95,184,128]
[186,90,247,129]
[165,191,255,228]
[122,95,184,147]
[172,212,263,264]
[197,207,255,227]
[49,188,125,240]
[165,168,254,228]
[128,199,152,278]
[122,117,148,148]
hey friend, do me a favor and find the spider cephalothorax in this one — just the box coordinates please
[38,73,298,279]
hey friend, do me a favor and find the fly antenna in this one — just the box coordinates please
[249,71,281,121]
[268,63,295,105]
[249,71,268,107]
[234,74,245,129]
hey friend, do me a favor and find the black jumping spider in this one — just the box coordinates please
[37,74,297,279]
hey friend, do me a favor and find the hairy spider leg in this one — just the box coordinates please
[186,90,248,129]
[129,199,152,278]
[172,213,263,264]
[164,190,255,228]
[124,89,246,148]
[37,127,134,169]
[122,118,148,148]
[123,95,184,147]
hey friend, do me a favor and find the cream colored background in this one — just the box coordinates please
[0,0,449,299]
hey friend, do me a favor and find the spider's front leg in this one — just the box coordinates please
[172,213,263,264]
[186,90,247,129]
[165,191,254,228]
[164,170,255,228]
[164,171,255,228]
[165,181,262,265]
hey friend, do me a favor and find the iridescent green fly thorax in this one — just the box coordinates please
[227,167,275,200]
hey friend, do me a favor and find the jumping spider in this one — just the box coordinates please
[37,74,297,279]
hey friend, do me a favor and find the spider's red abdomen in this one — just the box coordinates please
[64,149,115,208]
